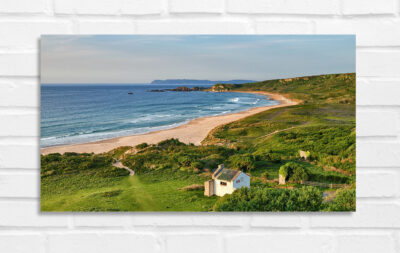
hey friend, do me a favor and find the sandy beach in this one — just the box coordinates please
[41,91,299,155]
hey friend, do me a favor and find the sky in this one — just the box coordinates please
[40,35,355,84]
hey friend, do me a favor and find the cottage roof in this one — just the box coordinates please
[214,168,241,181]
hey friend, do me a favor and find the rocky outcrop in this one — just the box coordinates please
[148,86,206,92]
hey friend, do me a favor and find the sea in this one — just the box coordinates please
[40,84,279,148]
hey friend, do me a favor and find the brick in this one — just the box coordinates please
[48,233,160,253]
[357,79,400,105]
[54,0,120,15]
[227,0,340,15]
[0,201,69,227]
[131,214,247,227]
[357,142,400,167]
[0,172,39,198]
[0,79,39,107]
[0,145,39,169]
[310,203,400,228]
[136,20,253,34]
[251,214,302,227]
[357,171,399,197]
[121,0,163,15]
[131,214,193,226]
[0,53,38,76]
[357,51,400,77]
[0,234,45,253]
[0,0,47,14]
[192,215,249,227]
[255,20,313,34]
[77,20,134,34]
[357,111,398,137]
[315,18,400,46]
[54,0,162,15]
[73,215,131,227]
[226,234,333,253]
[166,234,222,253]
[336,234,396,253]
[0,21,72,50]
[169,0,224,13]
[0,114,38,136]
[342,0,395,15]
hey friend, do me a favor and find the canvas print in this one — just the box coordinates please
[40,35,355,212]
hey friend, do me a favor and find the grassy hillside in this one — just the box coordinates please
[211,73,355,104]
[41,73,356,212]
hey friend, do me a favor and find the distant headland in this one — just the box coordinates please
[150,79,256,85]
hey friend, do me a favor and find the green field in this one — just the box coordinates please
[41,73,356,212]
[41,167,217,211]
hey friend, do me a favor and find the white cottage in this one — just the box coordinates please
[204,164,250,197]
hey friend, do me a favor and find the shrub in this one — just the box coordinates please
[135,143,148,149]
[291,166,309,183]
[178,156,193,166]
[279,162,309,183]
[191,161,203,170]
[252,149,281,163]
[328,188,355,211]
[158,138,185,148]
[228,154,255,172]
[213,186,323,211]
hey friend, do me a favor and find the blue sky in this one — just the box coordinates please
[41,35,355,84]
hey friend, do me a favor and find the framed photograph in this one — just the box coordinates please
[40,35,355,212]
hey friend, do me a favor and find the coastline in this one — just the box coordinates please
[40,91,299,155]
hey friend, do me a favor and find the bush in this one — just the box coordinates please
[252,149,281,163]
[291,166,309,183]
[178,156,193,167]
[213,186,323,211]
[135,143,148,149]
[191,161,203,170]
[228,154,255,172]
[279,162,309,183]
[158,138,185,148]
[328,188,355,211]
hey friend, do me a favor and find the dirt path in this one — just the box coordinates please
[112,160,135,176]
[257,126,297,139]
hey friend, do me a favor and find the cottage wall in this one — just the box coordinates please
[214,179,235,197]
[232,172,250,190]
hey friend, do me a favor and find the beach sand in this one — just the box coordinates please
[41,92,299,155]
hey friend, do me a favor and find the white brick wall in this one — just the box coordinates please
[0,1,399,252]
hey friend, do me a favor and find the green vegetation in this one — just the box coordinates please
[327,188,356,211]
[41,141,223,211]
[213,186,323,211]
[41,73,355,212]
[279,162,309,183]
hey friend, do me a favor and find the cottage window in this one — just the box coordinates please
[236,179,240,183]
[220,181,227,186]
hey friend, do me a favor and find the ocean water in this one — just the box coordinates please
[40,84,279,147]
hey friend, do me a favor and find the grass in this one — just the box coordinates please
[41,167,218,212]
